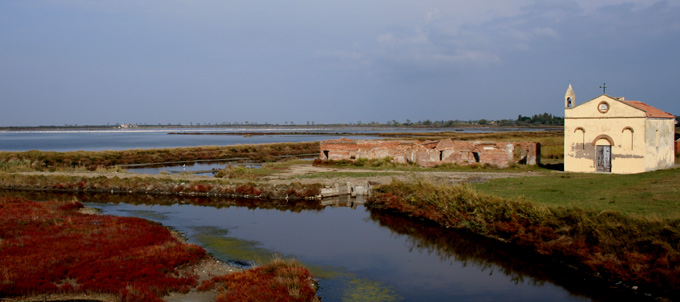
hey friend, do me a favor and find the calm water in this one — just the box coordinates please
[0,129,370,152]
[125,161,264,176]
[0,127,551,152]
[82,201,601,302]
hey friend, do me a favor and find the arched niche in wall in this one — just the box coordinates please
[574,127,586,149]
[621,127,634,150]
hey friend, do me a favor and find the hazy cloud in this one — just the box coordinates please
[0,0,678,125]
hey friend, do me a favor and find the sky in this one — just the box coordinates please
[1,0,679,126]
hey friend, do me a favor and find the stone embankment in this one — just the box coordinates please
[319,182,372,198]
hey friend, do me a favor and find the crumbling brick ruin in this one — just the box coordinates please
[320,138,540,168]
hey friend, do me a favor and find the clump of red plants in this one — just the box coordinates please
[367,180,680,299]
[198,258,319,302]
[0,197,320,302]
[0,197,206,301]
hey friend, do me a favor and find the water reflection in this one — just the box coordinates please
[0,190,639,301]
[367,211,639,302]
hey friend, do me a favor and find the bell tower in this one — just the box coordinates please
[565,83,575,108]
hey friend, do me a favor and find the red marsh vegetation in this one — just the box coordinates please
[0,197,205,301]
[198,258,319,302]
[0,197,319,302]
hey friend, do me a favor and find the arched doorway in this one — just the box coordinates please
[593,135,614,172]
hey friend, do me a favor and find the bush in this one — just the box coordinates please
[199,258,319,302]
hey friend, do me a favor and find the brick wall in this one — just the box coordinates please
[320,138,540,168]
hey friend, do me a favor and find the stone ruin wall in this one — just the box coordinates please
[320,138,540,168]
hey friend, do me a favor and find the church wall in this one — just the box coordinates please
[644,118,676,171]
[564,116,647,174]
[564,92,675,174]
[564,95,646,119]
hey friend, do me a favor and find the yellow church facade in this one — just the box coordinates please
[564,85,676,174]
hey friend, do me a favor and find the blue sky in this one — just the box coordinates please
[1,0,679,126]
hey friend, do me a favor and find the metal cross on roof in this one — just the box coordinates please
[599,83,607,95]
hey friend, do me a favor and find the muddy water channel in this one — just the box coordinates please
[2,191,625,301]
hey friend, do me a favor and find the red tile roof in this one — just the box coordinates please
[623,101,675,119]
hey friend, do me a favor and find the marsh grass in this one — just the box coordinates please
[474,167,680,219]
[213,159,311,180]
[214,166,260,179]
[0,172,326,201]
[367,180,680,297]
[0,142,319,172]
[315,158,547,173]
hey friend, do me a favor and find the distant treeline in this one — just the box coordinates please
[513,113,564,126]
[1,113,569,130]
[373,112,564,127]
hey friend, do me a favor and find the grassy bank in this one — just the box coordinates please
[312,157,547,173]
[0,173,325,202]
[474,167,680,219]
[0,197,319,302]
[366,180,680,299]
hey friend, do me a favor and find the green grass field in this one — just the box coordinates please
[474,167,680,219]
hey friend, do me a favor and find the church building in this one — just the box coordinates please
[564,84,676,174]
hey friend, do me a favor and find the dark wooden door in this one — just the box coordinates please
[596,146,611,172]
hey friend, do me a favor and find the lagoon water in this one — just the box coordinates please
[0,126,551,152]
[87,201,593,302]
[0,128,372,152]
